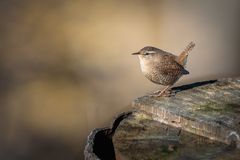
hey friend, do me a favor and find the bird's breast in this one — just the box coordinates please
[138,57,183,85]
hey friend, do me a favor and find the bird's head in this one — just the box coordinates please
[132,46,159,62]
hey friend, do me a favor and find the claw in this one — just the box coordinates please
[149,85,174,97]
[149,89,173,97]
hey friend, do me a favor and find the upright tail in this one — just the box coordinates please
[177,41,195,67]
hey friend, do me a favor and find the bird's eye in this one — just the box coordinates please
[145,52,149,55]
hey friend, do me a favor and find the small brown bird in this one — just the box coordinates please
[132,42,195,97]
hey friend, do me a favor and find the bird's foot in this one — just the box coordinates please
[150,89,175,97]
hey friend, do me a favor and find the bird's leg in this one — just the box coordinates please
[151,85,173,97]
[158,85,172,97]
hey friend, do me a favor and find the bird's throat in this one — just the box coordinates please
[139,57,148,73]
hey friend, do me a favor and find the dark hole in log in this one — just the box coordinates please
[93,129,116,160]
[87,112,132,160]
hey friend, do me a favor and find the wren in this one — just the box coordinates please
[132,42,195,97]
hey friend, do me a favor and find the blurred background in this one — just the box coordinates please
[0,0,240,159]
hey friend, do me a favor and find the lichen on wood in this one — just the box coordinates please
[131,77,240,148]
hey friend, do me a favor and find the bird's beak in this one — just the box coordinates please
[131,52,140,55]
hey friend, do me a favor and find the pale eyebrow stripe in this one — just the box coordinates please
[146,51,156,54]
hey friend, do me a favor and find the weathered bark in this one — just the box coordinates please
[85,77,240,159]
[132,78,240,147]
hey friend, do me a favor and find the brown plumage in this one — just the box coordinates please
[132,42,195,96]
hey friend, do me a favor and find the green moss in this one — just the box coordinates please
[159,145,179,160]
[195,102,240,114]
